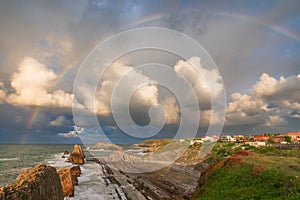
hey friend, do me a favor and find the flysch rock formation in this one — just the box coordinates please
[67,144,85,165]
[0,164,64,200]
[57,166,81,197]
[90,142,123,151]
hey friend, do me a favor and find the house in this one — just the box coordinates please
[253,135,269,142]
[234,134,244,139]
[220,135,236,142]
[284,132,300,143]
[189,139,203,146]
[202,136,219,142]
[273,135,285,143]
[234,134,245,142]
[245,141,266,147]
[211,135,220,141]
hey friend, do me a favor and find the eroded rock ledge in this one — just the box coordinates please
[0,164,64,200]
[58,166,81,197]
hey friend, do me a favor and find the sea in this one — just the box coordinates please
[0,144,144,199]
[0,144,75,186]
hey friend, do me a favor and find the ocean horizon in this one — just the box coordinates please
[0,144,75,186]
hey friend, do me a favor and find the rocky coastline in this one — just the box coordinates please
[0,141,210,200]
[0,144,84,200]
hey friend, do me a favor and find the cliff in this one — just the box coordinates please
[135,139,171,153]
[193,150,300,199]
[0,164,63,200]
[90,142,123,151]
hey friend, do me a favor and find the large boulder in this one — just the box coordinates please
[64,150,69,155]
[70,166,81,185]
[57,166,81,197]
[58,168,74,197]
[0,164,63,200]
[90,142,123,151]
[67,144,85,164]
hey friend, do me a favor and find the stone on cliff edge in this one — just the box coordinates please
[70,166,81,185]
[57,166,81,197]
[58,168,74,197]
[0,164,63,200]
[67,144,85,164]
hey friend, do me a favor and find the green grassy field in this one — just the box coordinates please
[194,145,300,200]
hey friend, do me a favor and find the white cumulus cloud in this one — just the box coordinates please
[226,73,300,127]
[49,115,71,127]
[58,126,84,138]
[78,61,159,116]
[174,56,224,109]
[7,57,82,109]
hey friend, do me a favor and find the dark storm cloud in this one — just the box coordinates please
[0,0,299,143]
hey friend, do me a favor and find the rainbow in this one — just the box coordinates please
[21,64,76,143]
[52,65,73,88]
[21,107,40,144]
[22,14,167,143]
[212,11,300,42]
[123,13,165,30]
[22,11,300,143]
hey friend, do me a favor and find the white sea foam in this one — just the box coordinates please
[46,152,127,199]
[66,162,127,200]
[46,153,72,169]
[0,157,20,161]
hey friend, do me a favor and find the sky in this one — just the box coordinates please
[0,0,300,144]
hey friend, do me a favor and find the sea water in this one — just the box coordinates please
[0,144,74,186]
[0,144,144,199]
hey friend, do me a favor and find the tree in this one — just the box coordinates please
[284,136,292,143]
[267,136,275,146]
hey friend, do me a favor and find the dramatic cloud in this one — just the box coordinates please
[266,115,288,127]
[75,57,225,127]
[226,73,300,128]
[0,0,299,143]
[78,61,159,116]
[7,57,81,109]
[162,97,180,124]
[226,93,267,126]
[174,57,224,109]
[253,73,300,121]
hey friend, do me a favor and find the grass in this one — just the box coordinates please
[194,149,300,200]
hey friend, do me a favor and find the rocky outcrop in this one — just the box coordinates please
[58,168,74,197]
[0,164,63,200]
[0,189,5,199]
[67,144,85,164]
[90,142,123,151]
[135,139,172,153]
[58,166,81,197]
[70,166,81,186]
